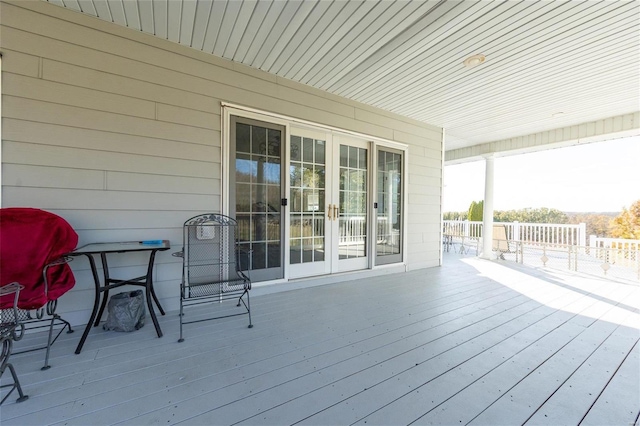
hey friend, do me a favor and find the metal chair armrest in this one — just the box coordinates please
[42,256,74,299]
[0,282,25,341]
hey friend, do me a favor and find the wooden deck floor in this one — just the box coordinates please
[2,255,639,425]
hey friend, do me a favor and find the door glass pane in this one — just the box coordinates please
[349,146,358,168]
[303,137,314,163]
[290,239,301,264]
[290,134,326,265]
[376,150,402,259]
[265,157,280,184]
[340,145,348,167]
[236,123,251,153]
[252,126,267,155]
[236,183,251,212]
[315,140,325,164]
[291,136,301,161]
[236,153,252,182]
[290,188,302,212]
[339,145,367,260]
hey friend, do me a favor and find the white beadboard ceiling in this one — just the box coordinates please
[45,0,640,152]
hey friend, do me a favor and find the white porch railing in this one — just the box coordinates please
[338,217,400,246]
[443,220,639,282]
[443,220,586,246]
[588,236,640,269]
[589,236,640,251]
[511,241,638,282]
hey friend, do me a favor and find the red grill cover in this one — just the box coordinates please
[0,208,78,309]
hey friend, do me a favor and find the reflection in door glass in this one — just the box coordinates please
[377,150,402,257]
[290,136,326,264]
[339,145,367,260]
[235,123,281,271]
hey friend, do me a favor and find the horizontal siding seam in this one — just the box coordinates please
[2,138,220,167]
[4,70,158,120]
[39,57,222,114]
[3,96,219,148]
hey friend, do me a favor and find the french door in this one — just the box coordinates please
[228,111,404,283]
[288,130,370,278]
[332,135,370,272]
[288,128,331,278]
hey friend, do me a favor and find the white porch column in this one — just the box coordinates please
[480,155,496,259]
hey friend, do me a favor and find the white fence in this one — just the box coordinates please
[443,220,586,246]
[443,220,640,282]
[339,216,366,246]
[588,236,640,270]
[589,236,639,251]
[338,217,400,246]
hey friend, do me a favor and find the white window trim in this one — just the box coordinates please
[221,102,408,149]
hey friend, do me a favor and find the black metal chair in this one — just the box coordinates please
[173,214,253,342]
[0,282,29,405]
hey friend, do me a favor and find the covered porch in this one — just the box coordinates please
[1,1,639,423]
[3,254,638,425]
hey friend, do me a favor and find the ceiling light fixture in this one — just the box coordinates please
[463,54,486,68]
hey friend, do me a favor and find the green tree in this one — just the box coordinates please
[525,207,568,224]
[568,213,615,237]
[610,200,640,239]
[494,207,567,224]
[448,205,575,226]
[443,211,467,220]
[468,200,483,221]
[494,209,516,222]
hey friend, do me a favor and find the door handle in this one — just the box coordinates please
[327,204,333,220]
[333,205,339,220]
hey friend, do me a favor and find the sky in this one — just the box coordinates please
[443,136,640,214]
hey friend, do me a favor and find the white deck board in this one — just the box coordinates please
[347,283,636,425]
[525,325,639,425]
[1,254,638,425]
[580,340,640,426]
[302,281,617,425]
[466,291,638,425]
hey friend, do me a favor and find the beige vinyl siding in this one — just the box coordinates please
[0,0,442,325]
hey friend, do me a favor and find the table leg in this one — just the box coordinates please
[146,250,163,338]
[149,285,165,316]
[75,254,101,354]
[94,252,111,327]
[144,249,165,316]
